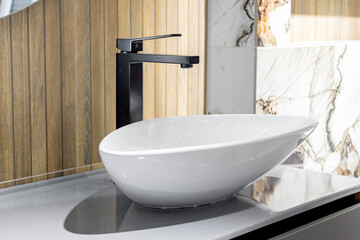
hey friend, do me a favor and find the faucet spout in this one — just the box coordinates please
[126,53,199,67]
[116,34,200,129]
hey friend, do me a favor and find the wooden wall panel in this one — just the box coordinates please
[0,0,206,188]
[28,0,47,182]
[90,0,105,166]
[61,0,77,175]
[177,0,189,116]
[104,0,118,135]
[166,0,178,117]
[0,15,15,188]
[143,0,155,120]
[155,0,167,118]
[291,0,360,42]
[75,0,91,170]
[188,0,200,115]
[44,0,63,178]
[11,10,32,185]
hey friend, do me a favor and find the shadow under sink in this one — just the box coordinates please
[64,184,256,234]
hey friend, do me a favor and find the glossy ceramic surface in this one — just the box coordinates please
[99,114,318,208]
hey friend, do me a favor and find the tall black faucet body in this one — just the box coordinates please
[116,34,199,129]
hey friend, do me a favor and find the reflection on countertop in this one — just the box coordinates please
[1,166,360,240]
[64,165,360,235]
[64,186,255,234]
[240,166,340,211]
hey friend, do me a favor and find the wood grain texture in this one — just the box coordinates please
[187,0,199,115]
[166,0,178,117]
[118,0,130,37]
[155,0,167,118]
[61,0,77,173]
[10,10,32,184]
[104,0,118,134]
[198,0,206,114]
[75,0,91,167]
[0,0,206,188]
[44,0,63,174]
[177,0,189,116]
[28,0,47,180]
[90,0,105,165]
[0,15,15,186]
[291,0,360,42]
[143,0,155,120]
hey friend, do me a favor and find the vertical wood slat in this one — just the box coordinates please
[104,0,118,134]
[333,0,343,41]
[291,0,360,42]
[118,0,130,37]
[143,0,155,120]
[0,0,207,187]
[198,0,206,114]
[305,0,314,41]
[177,0,189,116]
[44,0,63,178]
[166,0,178,117]
[90,0,105,165]
[155,0,167,118]
[10,10,32,185]
[187,0,199,115]
[130,0,143,38]
[61,0,77,174]
[28,0,47,181]
[75,0,91,169]
[0,15,15,188]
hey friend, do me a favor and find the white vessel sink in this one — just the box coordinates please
[99,114,317,208]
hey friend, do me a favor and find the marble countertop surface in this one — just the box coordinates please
[1,166,360,240]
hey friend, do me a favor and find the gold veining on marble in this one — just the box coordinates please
[256,45,360,178]
[257,0,290,46]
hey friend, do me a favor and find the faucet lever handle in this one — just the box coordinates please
[116,34,181,53]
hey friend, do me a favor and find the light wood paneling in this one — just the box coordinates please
[0,0,206,188]
[155,0,167,118]
[177,0,189,116]
[90,0,105,165]
[291,0,360,42]
[104,0,118,134]
[11,10,32,185]
[188,0,200,115]
[45,0,63,177]
[166,0,178,117]
[61,0,77,175]
[28,0,47,181]
[0,15,15,188]
[75,0,91,168]
[143,0,155,120]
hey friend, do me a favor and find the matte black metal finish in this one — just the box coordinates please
[116,34,199,129]
[116,34,181,53]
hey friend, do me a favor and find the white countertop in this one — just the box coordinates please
[1,166,360,240]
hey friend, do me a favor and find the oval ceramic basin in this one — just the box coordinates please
[99,114,317,208]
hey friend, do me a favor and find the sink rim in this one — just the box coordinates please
[99,114,318,156]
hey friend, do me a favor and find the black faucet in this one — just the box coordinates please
[116,34,199,129]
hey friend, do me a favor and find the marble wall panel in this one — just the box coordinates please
[206,0,256,114]
[207,47,255,114]
[257,0,291,47]
[256,44,360,177]
[208,0,255,48]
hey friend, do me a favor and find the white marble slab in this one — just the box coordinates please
[206,47,255,114]
[207,0,255,48]
[256,43,360,176]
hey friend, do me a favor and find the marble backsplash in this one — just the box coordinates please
[257,0,291,47]
[208,0,255,48]
[256,43,360,177]
[206,0,256,115]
